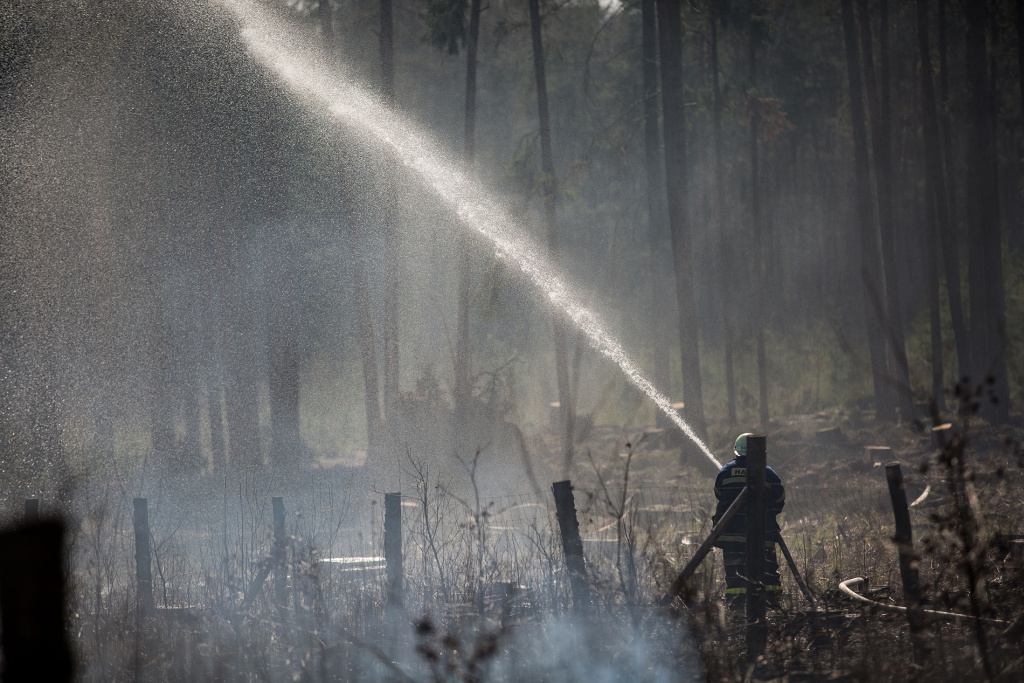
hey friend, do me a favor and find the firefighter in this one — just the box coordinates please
[712,433,786,608]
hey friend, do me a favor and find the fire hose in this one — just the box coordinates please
[837,577,1005,624]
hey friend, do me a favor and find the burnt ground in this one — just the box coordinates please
[540,408,1024,681]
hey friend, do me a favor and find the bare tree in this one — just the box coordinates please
[708,2,736,426]
[840,0,894,424]
[656,0,708,443]
[855,0,913,423]
[455,0,483,418]
[528,0,575,474]
[641,0,673,428]
[747,5,770,428]
[965,0,1010,424]
[380,0,401,423]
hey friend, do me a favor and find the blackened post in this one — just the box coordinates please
[24,498,39,523]
[552,480,592,613]
[885,462,926,662]
[0,521,73,682]
[272,497,287,607]
[745,434,767,663]
[384,493,403,606]
[133,498,153,616]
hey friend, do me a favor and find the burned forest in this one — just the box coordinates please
[1,0,1023,680]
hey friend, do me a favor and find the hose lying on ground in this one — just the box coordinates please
[838,577,1005,625]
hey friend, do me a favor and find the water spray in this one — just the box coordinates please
[221,0,722,470]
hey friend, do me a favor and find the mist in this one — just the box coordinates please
[1,0,1023,680]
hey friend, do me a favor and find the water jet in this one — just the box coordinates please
[220,0,721,471]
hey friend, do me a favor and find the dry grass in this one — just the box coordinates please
[3,407,1022,682]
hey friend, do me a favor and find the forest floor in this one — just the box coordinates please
[43,405,1024,682]
[536,407,1024,681]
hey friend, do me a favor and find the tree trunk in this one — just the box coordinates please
[937,0,961,256]
[344,195,385,465]
[840,0,893,424]
[925,192,945,413]
[528,0,575,474]
[180,273,203,474]
[655,0,708,443]
[709,10,736,427]
[379,0,401,421]
[454,0,482,418]
[965,0,1010,423]
[320,0,333,50]
[203,231,227,474]
[1018,0,1024,121]
[147,279,176,469]
[932,0,972,383]
[916,0,969,398]
[641,0,673,428]
[855,0,913,423]
[748,18,770,429]
[222,232,263,471]
[268,244,304,468]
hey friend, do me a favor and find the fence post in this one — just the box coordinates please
[885,462,926,663]
[24,499,39,523]
[552,480,591,613]
[384,492,403,607]
[272,497,288,607]
[745,435,768,664]
[133,498,153,617]
[0,521,73,682]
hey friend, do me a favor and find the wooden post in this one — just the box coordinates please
[776,535,816,609]
[0,521,73,683]
[272,497,287,607]
[745,434,767,663]
[885,462,926,662]
[24,499,39,523]
[552,480,591,613]
[133,498,153,616]
[660,487,748,607]
[384,492,403,606]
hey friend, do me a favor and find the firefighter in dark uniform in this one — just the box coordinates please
[712,433,786,608]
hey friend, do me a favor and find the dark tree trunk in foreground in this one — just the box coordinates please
[965,1,1010,424]
[641,0,672,428]
[656,0,708,443]
[528,0,575,473]
[379,0,401,422]
[709,9,736,427]
[841,0,893,423]
[454,0,482,419]
[748,15,770,429]
[856,0,912,423]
